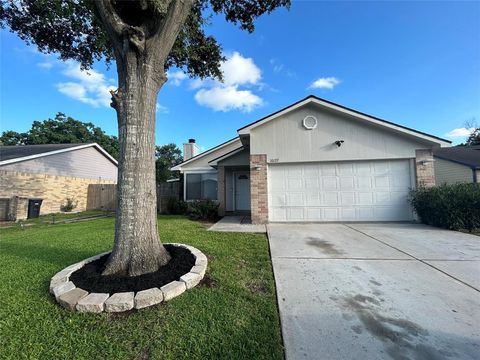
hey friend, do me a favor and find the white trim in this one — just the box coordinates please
[238,97,451,147]
[0,143,118,166]
[171,138,241,171]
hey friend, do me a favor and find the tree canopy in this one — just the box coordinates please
[0,112,120,158]
[155,143,182,183]
[0,0,289,77]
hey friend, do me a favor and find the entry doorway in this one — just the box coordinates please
[234,171,251,211]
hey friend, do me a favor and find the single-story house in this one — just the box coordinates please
[433,145,480,184]
[0,143,117,221]
[172,95,451,224]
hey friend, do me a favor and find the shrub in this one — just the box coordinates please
[188,200,219,221]
[409,183,480,231]
[165,196,188,215]
[60,198,78,212]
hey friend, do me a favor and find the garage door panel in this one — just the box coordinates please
[340,192,355,205]
[271,193,286,206]
[288,208,304,220]
[322,177,338,190]
[287,193,304,206]
[340,177,354,189]
[356,177,372,190]
[324,192,339,205]
[268,159,413,222]
[320,164,336,176]
[306,194,321,206]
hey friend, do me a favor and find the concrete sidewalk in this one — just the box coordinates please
[208,216,266,233]
[268,223,480,360]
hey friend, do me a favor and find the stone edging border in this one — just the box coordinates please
[49,243,208,313]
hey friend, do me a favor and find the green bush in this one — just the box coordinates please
[165,196,188,215]
[409,183,480,231]
[188,200,219,221]
[60,197,78,212]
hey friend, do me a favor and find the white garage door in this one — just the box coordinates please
[268,159,414,222]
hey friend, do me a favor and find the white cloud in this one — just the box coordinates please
[308,77,340,90]
[194,86,263,112]
[221,51,261,86]
[37,60,54,70]
[156,103,169,114]
[167,70,187,86]
[193,52,263,112]
[444,127,475,138]
[56,61,116,108]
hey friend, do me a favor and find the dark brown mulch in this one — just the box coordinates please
[70,245,195,293]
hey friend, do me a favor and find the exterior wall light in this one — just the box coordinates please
[334,140,344,147]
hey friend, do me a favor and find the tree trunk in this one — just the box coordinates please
[94,0,195,277]
[102,52,170,276]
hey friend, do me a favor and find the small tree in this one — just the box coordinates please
[155,143,182,183]
[1,0,289,277]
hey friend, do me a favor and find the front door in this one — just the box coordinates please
[234,172,251,211]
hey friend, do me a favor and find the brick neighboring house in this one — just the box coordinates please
[0,143,117,221]
[172,95,451,224]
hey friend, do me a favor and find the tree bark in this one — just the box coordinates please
[94,0,194,276]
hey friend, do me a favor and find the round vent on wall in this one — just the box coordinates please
[303,115,318,130]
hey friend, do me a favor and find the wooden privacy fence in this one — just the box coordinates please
[86,182,181,213]
[86,184,117,211]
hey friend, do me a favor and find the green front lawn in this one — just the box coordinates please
[0,215,283,360]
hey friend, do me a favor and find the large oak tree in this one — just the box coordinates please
[1,0,289,276]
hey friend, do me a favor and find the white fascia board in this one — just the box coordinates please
[238,97,451,147]
[171,137,241,171]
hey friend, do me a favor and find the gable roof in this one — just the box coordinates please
[0,143,118,166]
[238,95,451,146]
[171,137,240,171]
[433,145,480,168]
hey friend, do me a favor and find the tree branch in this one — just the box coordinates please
[94,0,126,38]
[150,0,195,63]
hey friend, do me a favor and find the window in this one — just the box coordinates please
[186,173,218,200]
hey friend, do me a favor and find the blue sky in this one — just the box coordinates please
[1,1,479,150]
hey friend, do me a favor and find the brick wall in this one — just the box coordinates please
[415,149,436,187]
[0,170,115,218]
[217,166,226,216]
[250,154,268,224]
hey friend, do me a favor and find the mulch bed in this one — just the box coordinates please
[70,245,195,293]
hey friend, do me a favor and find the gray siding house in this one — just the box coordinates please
[0,143,117,220]
[173,96,451,224]
[433,145,480,184]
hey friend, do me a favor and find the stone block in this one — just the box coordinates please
[52,281,76,300]
[195,253,208,267]
[134,288,163,309]
[180,272,202,289]
[58,288,88,311]
[105,292,134,312]
[161,281,186,301]
[190,265,207,278]
[76,293,109,313]
[49,277,68,294]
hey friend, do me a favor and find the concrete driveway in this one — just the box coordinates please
[268,223,480,360]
